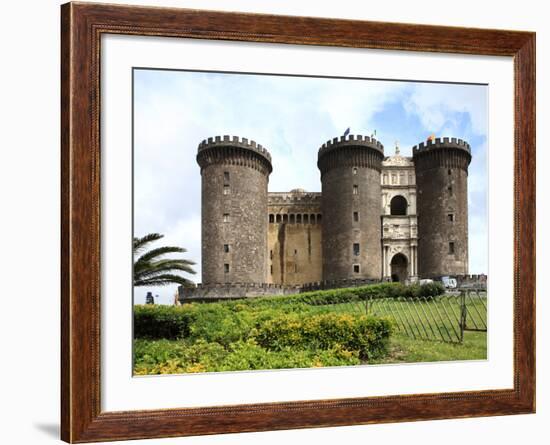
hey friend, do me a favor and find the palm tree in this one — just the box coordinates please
[133,233,196,287]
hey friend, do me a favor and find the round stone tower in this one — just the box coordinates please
[197,136,272,285]
[413,137,472,278]
[317,135,385,281]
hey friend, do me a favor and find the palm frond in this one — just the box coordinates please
[133,233,164,254]
[135,246,187,265]
[134,274,195,287]
[132,233,197,288]
[134,260,197,279]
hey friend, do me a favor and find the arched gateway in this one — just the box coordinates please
[390,253,408,283]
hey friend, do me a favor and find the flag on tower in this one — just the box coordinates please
[343,127,350,137]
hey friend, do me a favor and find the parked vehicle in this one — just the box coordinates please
[441,276,457,289]
[418,279,434,285]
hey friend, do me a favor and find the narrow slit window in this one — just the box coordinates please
[448,213,454,222]
[270,249,273,260]
[223,171,230,183]
[224,263,230,273]
[223,244,229,253]
[353,243,360,256]
[353,211,359,222]
[223,185,230,195]
[353,185,359,195]
[449,242,455,255]
[352,167,358,175]
[223,213,230,223]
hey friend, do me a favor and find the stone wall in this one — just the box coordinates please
[267,190,323,285]
[178,283,301,303]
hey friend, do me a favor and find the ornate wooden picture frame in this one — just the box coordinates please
[61,2,535,442]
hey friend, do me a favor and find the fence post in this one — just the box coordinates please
[460,291,467,343]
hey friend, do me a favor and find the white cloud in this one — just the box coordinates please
[404,83,488,136]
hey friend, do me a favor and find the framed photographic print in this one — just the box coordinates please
[61,2,535,442]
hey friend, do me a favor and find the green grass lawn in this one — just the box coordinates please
[370,331,487,364]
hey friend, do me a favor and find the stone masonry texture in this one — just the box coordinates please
[413,138,471,278]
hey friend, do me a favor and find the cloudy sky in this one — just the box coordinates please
[133,69,488,305]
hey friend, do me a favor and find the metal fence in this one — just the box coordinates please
[309,289,487,344]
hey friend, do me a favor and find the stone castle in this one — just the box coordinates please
[179,134,473,301]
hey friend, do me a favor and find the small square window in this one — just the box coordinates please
[448,213,454,222]
[223,244,229,253]
[223,171,230,183]
[353,185,359,195]
[448,168,452,175]
[449,242,455,255]
[353,243,360,256]
[223,213,230,223]
[353,264,360,273]
[353,211,359,222]
[224,263,230,273]
[223,185,230,195]
[352,167,358,175]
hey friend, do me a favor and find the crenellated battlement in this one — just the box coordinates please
[412,137,471,155]
[178,282,302,302]
[317,134,385,174]
[268,191,322,204]
[412,137,472,172]
[318,134,384,158]
[198,135,272,162]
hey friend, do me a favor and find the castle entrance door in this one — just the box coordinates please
[390,253,408,283]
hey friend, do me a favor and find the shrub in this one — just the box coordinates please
[254,312,393,360]
[186,305,257,346]
[133,338,362,374]
[134,304,196,339]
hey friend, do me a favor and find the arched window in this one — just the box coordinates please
[390,195,408,215]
